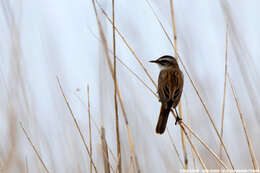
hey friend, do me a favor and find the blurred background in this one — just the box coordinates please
[0,0,260,172]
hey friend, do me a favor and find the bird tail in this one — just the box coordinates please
[156,101,173,134]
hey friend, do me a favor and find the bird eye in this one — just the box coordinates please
[159,60,169,65]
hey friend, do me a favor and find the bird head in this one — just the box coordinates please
[149,55,178,69]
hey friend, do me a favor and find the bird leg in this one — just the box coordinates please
[174,108,182,125]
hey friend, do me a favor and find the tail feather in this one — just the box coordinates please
[156,101,173,134]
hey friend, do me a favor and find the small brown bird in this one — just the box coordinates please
[150,55,184,134]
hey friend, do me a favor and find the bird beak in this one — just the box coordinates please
[149,60,158,63]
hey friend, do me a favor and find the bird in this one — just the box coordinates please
[150,55,184,134]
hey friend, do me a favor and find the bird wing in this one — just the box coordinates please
[158,68,183,108]
[158,70,171,103]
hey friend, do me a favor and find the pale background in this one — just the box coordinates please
[0,0,260,172]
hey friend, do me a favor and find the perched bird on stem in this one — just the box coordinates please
[150,55,184,134]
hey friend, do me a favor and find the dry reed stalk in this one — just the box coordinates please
[184,95,197,169]
[169,111,227,170]
[189,132,197,170]
[180,121,228,169]
[78,92,116,173]
[116,58,157,96]
[179,103,188,168]
[228,74,259,170]
[95,0,157,88]
[129,156,136,173]
[112,0,122,172]
[219,24,229,172]
[128,158,132,173]
[74,93,118,163]
[101,127,111,173]
[91,1,140,172]
[167,129,185,168]
[57,77,98,173]
[168,113,207,171]
[143,0,174,50]
[20,122,50,173]
[186,134,208,172]
[125,126,140,173]
[169,0,178,55]
[169,0,188,168]
[87,86,93,173]
[178,123,208,172]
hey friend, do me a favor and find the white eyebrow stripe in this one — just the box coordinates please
[159,57,174,62]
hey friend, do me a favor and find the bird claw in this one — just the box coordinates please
[175,116,182,125]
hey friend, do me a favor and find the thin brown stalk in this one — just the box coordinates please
[112,0,121,172]
[95,0,157,88]
[228,74,259,170]
[87,86,93,173]
[92,0,125,126]
[219,24,229,170]
[169,0,187,168]
[186,132,208,172]
[92,1,140,172]
[78,94,116,173]
[178,123,208,172]
[101,127,111,173]
[171,109,228,169]
[169,0,178,56]
[100,127,116,173]
[179,102,188,169]
[184,95,197,169]
[20,122,50,173]
[57,77,98,173]
[100,127,117,173]
[117,58,157,96]
[190,134,197,170]
[143,0,174,50]
[129,156,136,173]
[125,125,141,173]
[169,113,208,171]
[128,157,132,173]
[144,1,235,169]
[167,129,185,168]
[74,93,118,162]
[180,121,228,169]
